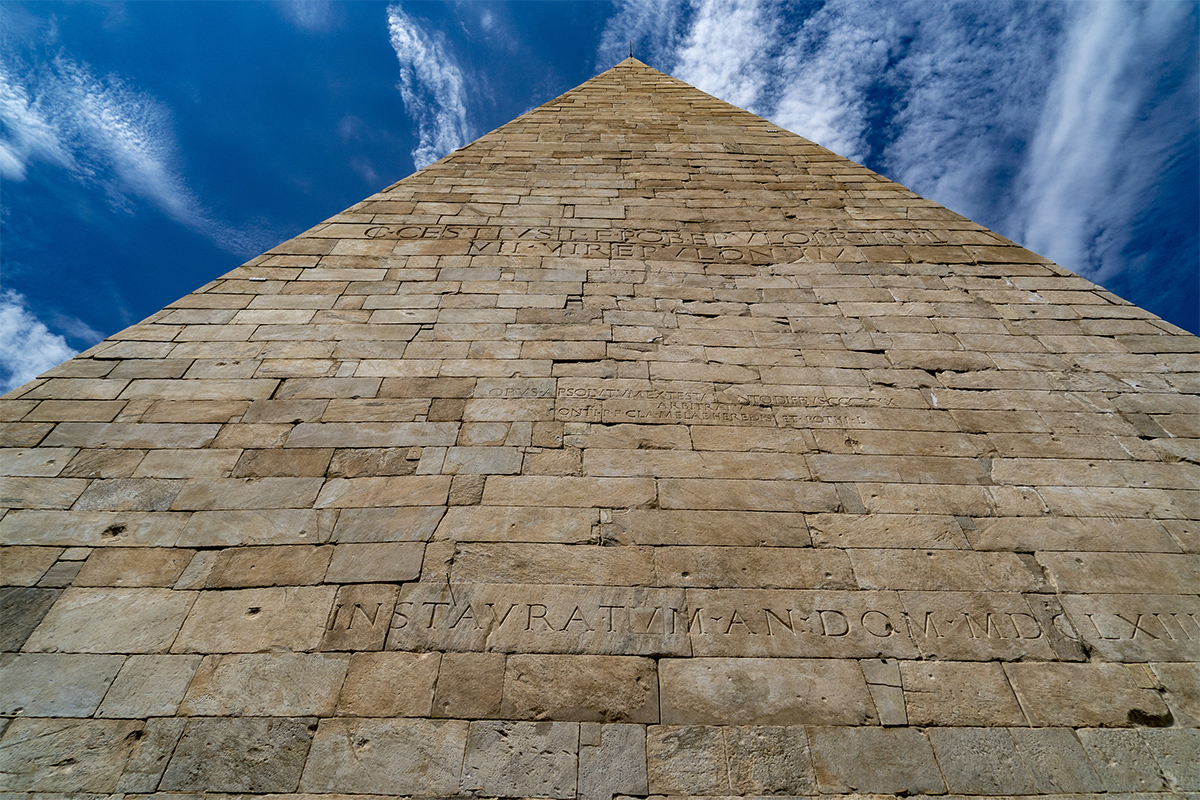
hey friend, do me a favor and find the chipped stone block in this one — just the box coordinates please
[579,723,648,800]
[725,725,816,795]
[336,651,440,717]
[0,717,143,792]
[23,587,196,654]
[502,654,658,723]
[0,653,124,716]
[299,717,468,794]
[181,653,349,716]
[646,725,728,795]
[160,717,315,793]
[97,654,202,718]
[462,720,579,799]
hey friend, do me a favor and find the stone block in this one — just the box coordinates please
[660,657,876,725]
[134,448,240,477]
[286,421,458,447]
[0,509,187,547]
[462,720,579,799]
[0,586,60,652]
[74,547,193,587]
[435,505,597,543]
[231,447,333,477]
[207,544,332,587]
[160,717,315,793]
[320,583,398,651]
[1005,661,1173,726]
[314,475,450,507]
[172,585,336,653]
[0,447,78,476]
[336,651,441,716]
[299,718,468,795]
[725,725,816,794]
[1038,551,1200,594]
[171,476,324,510]
[1059,593,1200,662]
[900,661,1027,726]
[115,716,186,792]
[96,654,202,717]
[332,505,445,542]
[0,653,124,716]
[898,591,1064,661]
[181,653,349,716]
[808,726,945,795]
[658,477,839,511]
[809,512,967,549]
[23,587,196,653]
[927,727,1036,794]
[502,654,658,722]
[1151,661,1200,725]
[482,475,656,507]
[655,545,854,588]
[451,542,655,585]
[325,542,424,583]
[578,723,647,800]
[853,548,1044,591]
[646,725,728,795]
[432,651,505,718]
[1075,728,1166,791]
[1009,727,1104,793]
[178,508,330,546]
[1141,728,1200,790]
[0,546,61,585]
[0,717,143,792]
[611,508,810,546]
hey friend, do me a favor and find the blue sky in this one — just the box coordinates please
[2,0,1197,391]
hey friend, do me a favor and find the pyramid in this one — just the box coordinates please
[1,58,1197,797]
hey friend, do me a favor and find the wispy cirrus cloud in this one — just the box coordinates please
[0,53,264,256]
[0,290,77,394]
[386,3,471,170]
[596,0,687,71]
[672,0,778,112]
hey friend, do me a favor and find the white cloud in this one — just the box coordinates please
[386,3,471,170]
[0,53,264,256]
[275,0,333,32]
[596,0,686,71]
[671,0,776,111]
[1007,1,1196,284]
[0,290,77,395]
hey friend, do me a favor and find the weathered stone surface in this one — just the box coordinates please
[435,505,597,543]
[97,654,202,718]
[660,657,876,725]
[115,715,186,792]
[611,508,810,546]
[655,545,854,588]
[299,718,468,794]
[178,508,331,546]
[172,586,336,652]
[646,725,728,795]
[451,542,655,585]
[898,591,1065,661]
[462,720,579,799]
[161,717,314,792]
[1139,728,1200,790]
[0,509,188,546]
[900,660,1027,726]
[927,727,1037,795]
[324,542,424,583]
[0,717,143,792]
[1009,727,1104,793]
[1076,727,1167,791]
[319,582,398,651]
[0,653,124,716]
[579,723,647,800]
[1152,661,1200,725]
[808,726,945,795]
[0,546,61,585]
[502,654,658,722]
[725,725,817,795]
[1038,551,1200,593]
[74,546,193,587]
[432,651,505,719]
[1005,661,1173,726]
[180,653,349,716]
[24,587,196,653]
[1059,592,1200,661]
[0,587,60,651]
[332,505,445,542]
[335,651,440,716]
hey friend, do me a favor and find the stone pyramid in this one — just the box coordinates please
[1,57,1197,798]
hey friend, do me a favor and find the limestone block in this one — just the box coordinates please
[808,512,967,549]
[724,725,816,795]
[898,591,1065,661]
[808,726,945,795]
[1005,661,1172,726]
[60,447,146,478]
[435,505,597,543]
[658,478,839,512]
[42,421,220,449]
[1009,727,1104,793]
[0,653,124,716]
[0,587,59,652]
[646,725,728,795]
[74,547,193,587]
[0,717,143,792]
[332,505,445,542]
[207,544,333,587]
[927,727,1037,795]
[320,583,399,651]
[610,509,810,547]
[172,585,336,653]
[96,654,202,717]
[114,715,186,792]
[336,651,440,716]
[24,587,196,653]
[969,516,1184,552]
[564,422,692,450]
[451,542,655,585]
[35,558,82,587]
[1076,727,1166,791]
[1138,729,1200,790]
[287,421,458,447]
[1060,593,1200,662]
[1151,662,1200,725]
[461,720,579,799]
[900,661,1027,726]
[325,542,424,583]
[852,548,1044,592]
[655,545,854,589]
[442,445,523,474]
[160,717,315,793]
[314,475,450,507]
[578,723,647,800]
[482,475,656,507]
[502,654,658,722]
[0,476,89,509]
[0,447,78,476]
[0,546,62,585]
[231,447,333,477]
[134,448,240,477]
[179,508,330,546]
[1038,551,1200,594]
[171,477,324,510]
[299,718,468,795]
[660,657,875,726]
[181,652,348,716]
[432,651,505,718]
